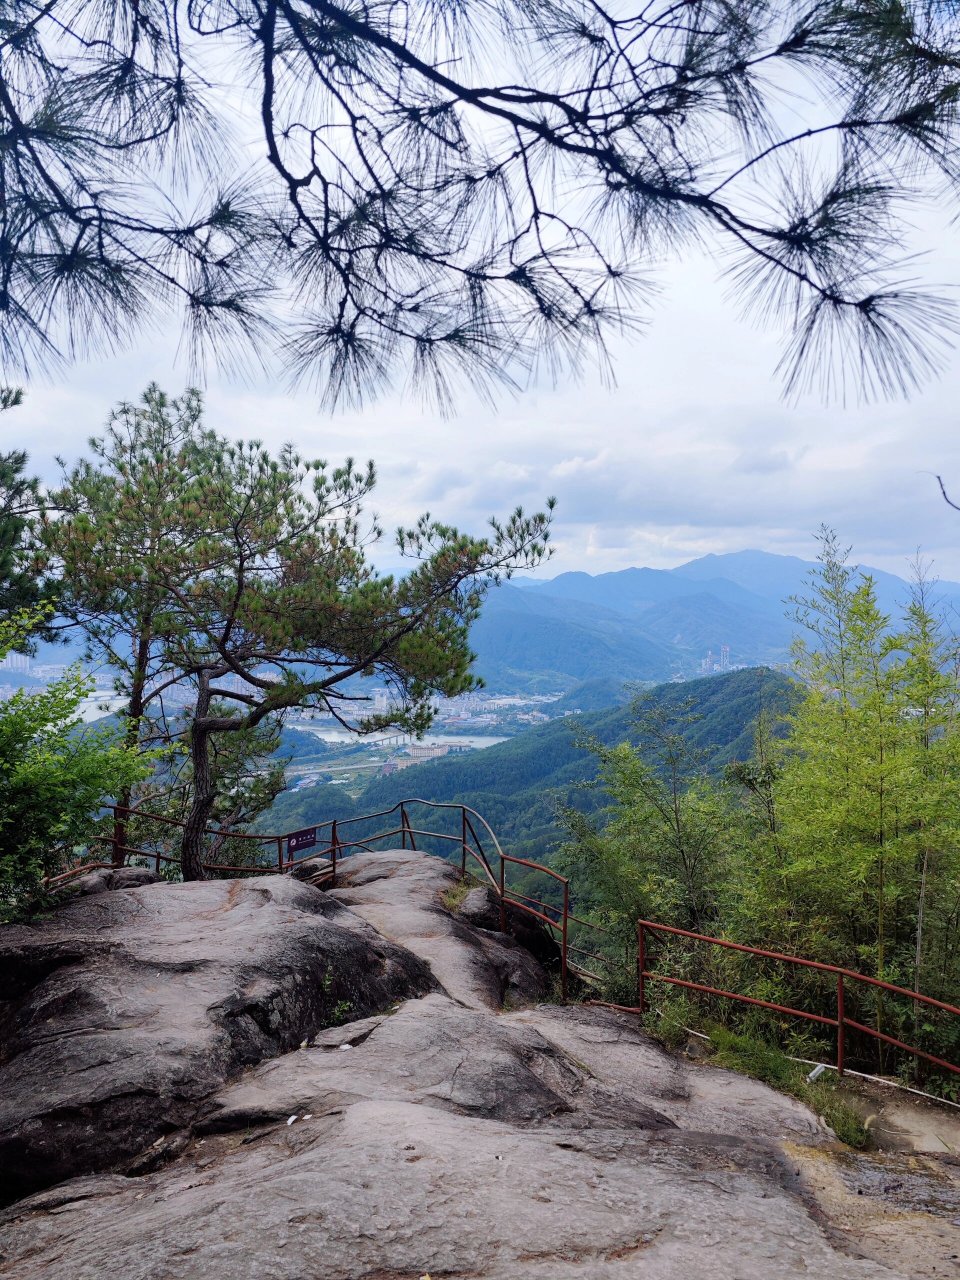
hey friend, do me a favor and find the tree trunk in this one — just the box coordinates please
[180,677,216,881]
[113,620,153,865]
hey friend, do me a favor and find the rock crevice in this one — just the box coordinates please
[1,849,958,1280]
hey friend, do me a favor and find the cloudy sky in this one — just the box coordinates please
[10,232,960,583]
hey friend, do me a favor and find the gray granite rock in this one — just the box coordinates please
[70,865,161,895]
[1,850,956,1280]
[0,873,434,1203]
[329,848,553,1007]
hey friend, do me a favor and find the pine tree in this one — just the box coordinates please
[46,385,554,879]
[0,387,44,626]
[3,3,960,402]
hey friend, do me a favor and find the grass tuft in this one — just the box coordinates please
[707,1026,868,1149]
[440,877,472,912]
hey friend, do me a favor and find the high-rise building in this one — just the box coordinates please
[0,652,30,673]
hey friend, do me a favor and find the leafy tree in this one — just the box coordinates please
[548,537,960,1075]
[0,610,151,918]
[44,386,210,860]
[126,707,289,870]
[886,562,960,1000]
[769,535,960,993]
[0,386,45,626]
[3,2,960,401]
[159,439,552,879]
[558,697,731,937]
[728,535,960,1067]
[776,536,909,972]
[50,386,554,879]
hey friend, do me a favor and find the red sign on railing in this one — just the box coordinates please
[287,827,318,855]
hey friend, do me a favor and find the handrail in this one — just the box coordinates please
[54,800,960,1077]
[58,799,577,998]
[633,919,960,1079]
[638,918,960,1017]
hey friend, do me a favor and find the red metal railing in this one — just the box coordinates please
[634,919,960,1078]
[49,800,958,1076]
[50,799,579,998]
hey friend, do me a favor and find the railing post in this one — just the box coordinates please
[461,808,467,875]
[498,857,506,932]
[331,819,338,887]
[837,974,845,1077]
[561,880,569,1003]
[277,836,284,871]
[637,921,646,1014]
[401,804,407,849]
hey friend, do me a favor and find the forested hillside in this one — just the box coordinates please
[470,584,675,690]
[257,667,797,861]
[472,552,960,692]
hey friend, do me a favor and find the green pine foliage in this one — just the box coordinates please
[0,388,50,632]
[45,384,554,880]
[556,531,960,1086]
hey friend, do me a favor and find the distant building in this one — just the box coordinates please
[405,743,451,762]
[699,646,732,676]
[0,652,30,673]
[32,663,70,679]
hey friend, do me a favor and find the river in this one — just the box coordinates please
[296,727,509,750]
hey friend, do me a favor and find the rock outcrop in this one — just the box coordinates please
[0,873,434,1203]
[1,849,958,1280]
[67,866,161,895]
[326,849,554,1007]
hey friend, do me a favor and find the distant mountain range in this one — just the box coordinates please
[471,549,960,692]
[14,549,960,698]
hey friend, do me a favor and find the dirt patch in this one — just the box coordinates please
[789,1141,960,1279]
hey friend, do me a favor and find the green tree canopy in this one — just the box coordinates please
[0,610,151,917]
[554,532,960,1076]
[2,2,960,401]
[45,385,554,878]
[0,387,45,627]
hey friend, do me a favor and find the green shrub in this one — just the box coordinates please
[0,613,151,919]
[707,1026,868,1149]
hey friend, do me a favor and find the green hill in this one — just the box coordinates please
[259,667,797,862]
[472,584,675,690]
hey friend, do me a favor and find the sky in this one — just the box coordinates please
[9,237,960,584]
[7,4,960,588]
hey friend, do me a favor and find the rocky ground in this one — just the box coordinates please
[1,849,958,1279]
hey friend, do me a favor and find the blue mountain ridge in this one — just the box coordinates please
[18,550,959,696]
[480,549,960,691]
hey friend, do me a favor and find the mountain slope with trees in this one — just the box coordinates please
[471,584,676,690]
[475,551,960,692]
[258,667,797,862]
[556,534,960,1080]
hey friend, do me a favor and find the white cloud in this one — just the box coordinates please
[8,246,960,580]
